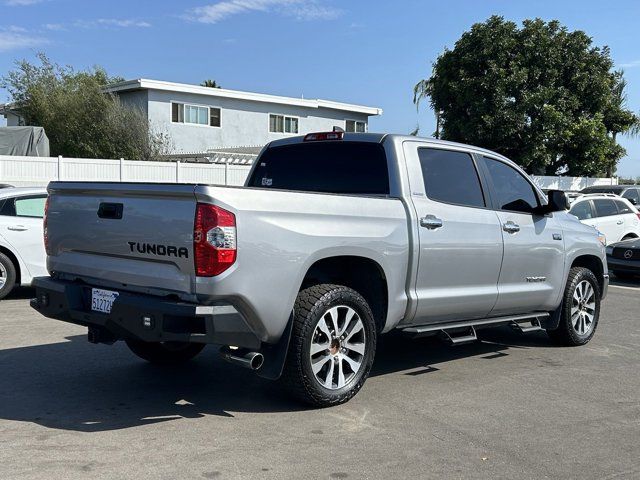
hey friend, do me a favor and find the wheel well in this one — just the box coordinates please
[0,246,21,285]
[622,233,638,240]
[571,255,604,294]
[301,256,388,333]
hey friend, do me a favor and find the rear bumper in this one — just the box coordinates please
[30,276,261,349]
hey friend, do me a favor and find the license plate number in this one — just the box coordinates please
[91,288,119,314]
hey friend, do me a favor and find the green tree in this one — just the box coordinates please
[1,53,171,160]
[414,16,640,176]
[201,79,221,88]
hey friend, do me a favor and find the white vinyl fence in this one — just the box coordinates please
[530,175,618,190]
[0,154,620,191]
[0,154,253,187]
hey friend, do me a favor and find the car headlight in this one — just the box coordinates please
[606,245,613,255]
[596,230,606,247]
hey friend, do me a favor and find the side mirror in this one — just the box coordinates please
[628,198,638,206]
[546,189,570,212]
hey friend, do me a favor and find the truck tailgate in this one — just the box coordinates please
[46,182,198,296]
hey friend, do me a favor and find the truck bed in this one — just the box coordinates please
[46,181,410,341]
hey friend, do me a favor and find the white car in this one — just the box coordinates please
[568,194,640,245]
[0,187,48,299]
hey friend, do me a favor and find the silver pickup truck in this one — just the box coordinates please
[31,132,608,406]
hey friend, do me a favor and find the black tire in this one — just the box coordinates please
[613,271,636,280]
[0,252,17,300]
[125,340,205,364]
[280,284,377,407]
[547,267,601,346]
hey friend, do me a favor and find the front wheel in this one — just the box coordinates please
[547,267,601,346]
[125,340,205,364]
[0,252,17,300]
[280,284,377,407]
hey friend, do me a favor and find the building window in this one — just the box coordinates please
[346,120,366,133]
[171,102,220,127]
[269,114,298,133]
[210,108,221,127]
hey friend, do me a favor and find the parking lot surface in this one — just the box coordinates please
[1,283,639,480]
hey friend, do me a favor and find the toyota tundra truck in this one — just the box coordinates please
[31,132,609,407]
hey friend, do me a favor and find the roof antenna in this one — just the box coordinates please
[333,126,345,133]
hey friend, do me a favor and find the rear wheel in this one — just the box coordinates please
[547,267,600,346]
[280,284,377,407]
[125,340,205,364]
[0,252,17,300]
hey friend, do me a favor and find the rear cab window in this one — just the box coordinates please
[248,142,389,195]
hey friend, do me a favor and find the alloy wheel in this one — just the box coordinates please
[571,280,596,336]
[309,305,366,390]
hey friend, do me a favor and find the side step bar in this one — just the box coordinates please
[510,316,543,333]
[440,326,477,345]
[401,313,549,345]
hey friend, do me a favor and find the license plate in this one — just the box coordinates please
[91,288,119,314]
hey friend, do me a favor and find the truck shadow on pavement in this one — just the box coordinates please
[0,325,552,433]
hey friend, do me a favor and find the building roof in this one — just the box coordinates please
[0,102,19,115]
[104,79,382,116]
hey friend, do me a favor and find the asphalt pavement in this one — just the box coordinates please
[1,283,639,479]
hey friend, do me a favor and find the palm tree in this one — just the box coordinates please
[201,79,221,88]
[607,72,640,176]
[413,78,441,138]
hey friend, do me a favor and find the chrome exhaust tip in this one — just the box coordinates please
[219,346,264,371]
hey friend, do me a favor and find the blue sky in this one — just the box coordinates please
[1,0,639,176]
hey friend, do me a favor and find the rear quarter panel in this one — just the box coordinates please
[194,186,410,343]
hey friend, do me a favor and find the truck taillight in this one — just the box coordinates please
[194,203,236,276]
[43,196,51,255]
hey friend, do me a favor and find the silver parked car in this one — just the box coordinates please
[31,133,607,406]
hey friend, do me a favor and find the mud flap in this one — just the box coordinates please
[256,313,294,380]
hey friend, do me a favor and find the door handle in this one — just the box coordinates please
[420,215,443,230]
[7,225,28,231]
[616,220,624,225]
[503,221,520,234]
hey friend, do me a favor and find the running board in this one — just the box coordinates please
[440,326,477,345]
[510,316,543,333]
[401,313,549,338]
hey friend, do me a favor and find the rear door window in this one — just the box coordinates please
[0,195,47,218]
[593,199,619,217]
[569,201,594,220]
[15,196,47,218]
[418,148,485,208]
[248,142,389,195]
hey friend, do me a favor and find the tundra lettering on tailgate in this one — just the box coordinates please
[127,241,189,259]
